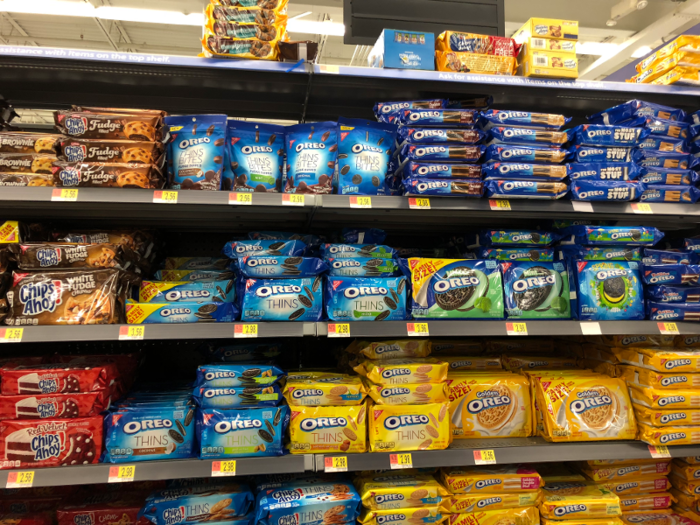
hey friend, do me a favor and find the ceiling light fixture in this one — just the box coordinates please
[289,11,312,21]
[637,0,648,9]
[632,45,652,57]
[606,18,618,26]
[576,41,620,55]
[288,19,345,36]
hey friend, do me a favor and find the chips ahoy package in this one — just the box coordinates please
[285,122,337,194]
[224,121,285,193]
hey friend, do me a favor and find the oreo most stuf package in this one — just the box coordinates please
[501,261,570,319]
[325,276,408,321]
[284,122,337,194]
[575,261,644,321]
[223,121,285,193]
[409,258,504,319]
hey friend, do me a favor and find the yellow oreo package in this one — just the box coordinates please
[446,507,539,525]
[588,459,670,467]
[540,482,620,519]
[283,373,367,406]
[618,365,700,389]
[446,372,532,438]
[542,519,623,525]
[638,422,700,446]
[287,403,367,454]
[670,488,698,512]
[619,492,675,512]
[350,339,432,360]
[358,474,449,510]
[442,356,503,371]
[365,380,450,405]
[355,358,449,385]
[672,460,700,481]
[439,492,541,513]
[610,347,700,373]
[368,402,452,452]
[358,507,444,525]
[680,457,700,465]
[630,385,700,409]
[619,510,674,525]
[634,405,700,427]
[579,359,619,378]
[581,461,671,481]
[532,374,637,442]
[670,473,700,497]
[503,355,579,370]
[598,475,672,496]
[636,35,700,72]
[440,465,544,494]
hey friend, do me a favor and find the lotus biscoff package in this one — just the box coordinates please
[368,402,452,452]
[287,402,367,454]
[440,465,544,494]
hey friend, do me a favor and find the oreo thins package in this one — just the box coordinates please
[570,180,645,201]
[198,406,289,458]
[240,277,323,321]
[284,122,337,194]
[501,261,570,319]
[223,240,306,258]
[321,244,396,259]
[325,277,408,321]
[139,280,236,303]
[126,301,238,324]
[224,121,285,193]
[193,383,282,408]
[409,258,504,319]
[195,364,284,388]
[575,261,644,320]
[645,285,700,303]
[327,257,400,277]
[237,256,328,278]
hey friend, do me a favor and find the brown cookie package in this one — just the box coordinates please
[0,133,63,187]
[50,162,163,189]
[7,243,137,272]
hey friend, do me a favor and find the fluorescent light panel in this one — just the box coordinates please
[576,41,620,56]
[632,45,652,58]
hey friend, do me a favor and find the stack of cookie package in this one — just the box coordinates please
[0,129,62,187]
[512,17,579,79]
[434,30,519,75]
[628,35,700,85]
[671,457,700,521]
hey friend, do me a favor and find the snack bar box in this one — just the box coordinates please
[368,29,436,71]
[513,17,579,42]
[518,47,579,79]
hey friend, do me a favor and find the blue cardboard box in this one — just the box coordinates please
[368,29,436,71]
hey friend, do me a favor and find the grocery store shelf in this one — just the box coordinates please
[314,438,700,472]
[0,455,310,488]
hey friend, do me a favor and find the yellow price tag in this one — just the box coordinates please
[632,202,653,214]
[0,328,23,343]
[648,445,671,458]
[408,198,431,210]
[489,199,511,211]
[390,453,413,469]
[658,322,679,335]
[283,194,305,206]
[212,460,237,476]
[119,325,145,341]
[328,323,351,338]
[473,449,497,465]
[108,465,135,483]
[51,188,79,202]
[407,322,429,337]
[229,192,252,205]
[324,456,348,472]
[506,322,527,336]
[350,196,372,208]
[234,324,258,338]
[6,471,34,488]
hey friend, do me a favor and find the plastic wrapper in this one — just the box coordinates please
[485,180,568,199]
[0,153,57,174]
[589,100,686,124]
[486,127,568,146]
[574,261,644,320]
[373,99,447,124]
[633,149,699,169]
[646,118,690,139]
[397,127,483,145]
[479,110,570,130]
[559,245,641,261]
[0,173,53,187]
[641,185,700,203]
[0,133,61,154]
[567,162,644,181]
[567,125,650,146]
[561,226,664,246]
[403,177,484,196]
[404,161,482,179]
[636,35,700,73]
[567,146,633,163]
[202,34,280,60]
[643,249,698,265]
[479,247,554,261]
[501,261,570,319]
[51,162,163,189]
[483,144,567,163]
[641,168,698,186]
[436,31,520,56]
[482,162,567,180]
[223,121,284,193]
[634,52,700,83]
[645,284,700,303]
[647,302,700,322]
[435,51,516,75]
[653,66,700,86]
[59,138,163,164]
[397,109,478,127]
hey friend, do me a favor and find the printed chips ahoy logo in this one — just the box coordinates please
[63,116,88,136]
[59,167,81,186]
[300,417,346,431]
[467,390,511,414]
[384,414,429,430]
[569,389,612,416]
[63,144,87,162]
[554,505,587,517]
[19,280,62,316]
[37,401,58,418]
[214,419,262,433]
[36,248,61,268]
[272,490,303,503]
[31,432,61,461]
[38,378,58,394]
[162,507,185,525]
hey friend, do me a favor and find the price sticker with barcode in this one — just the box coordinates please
[108,465,135,483]
[229,193,253,205]
[350,196,372,208]
[282,194,305,206]
[324,457,348,473]
[153,190,178,204]
[648,445,671,458]
[0,328,23,343]
[506,322,527,336]
[408,198,430,210]
[658,322,679,335]
[407,322,429,337]
[119,326,144,341]
[212,460,237,477]
[390,453,413,470]
[489,199,511,211]
[328,323,350,338]
[473,450,497,465]
[51,189,79,202]
[234,324,258,338]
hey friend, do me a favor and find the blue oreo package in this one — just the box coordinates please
[195,364,285,388]
[478,248,554,261]
[153,269,234,282]
[284,122,337,194]
[337,117,397,195]
[373,99,447,124]
[240,277,323,321]
[198,406,289,459]
[567,162,644,181]
[403,177,484,196]
[484,180,568,199]
[685,238,700,253]
[399,144,484,163]
[588,100,686,125]
[501,261,571,319]
[646,118,690,138]
[321,244,396,259]
[479,229,560,247]
[397,127,483,145]
[562,226,664,246]
[340,228,387,244]
[193,383,283,408]
[224,121,285,193]
[139,280,236,303]
[325,276,408,321]
[486,127,568,146]
[641,264,700,286]
[632,149,699,169]
[640,185,700,203]
[125,301,238,324]
[103,405,196,463]
[559,245,641,261]
[645,285,700,303]
[404,161,482,179]
[640,168,698,185]
[567,146,633,163]
[647,302,700,322]
[222,240,306,258]
[637,135,688,153]
[483,144,567,164]
[570,180,646,201]
[397,108,478,127]
[642,249,698,265]
[575,260,644,321]
[479,110,571,130]
[567,125,650,146]
[164,114,227,191]
[689,111,700,126]
[235,257,327,278]
[327,257,400,277]
[482,162,567,181]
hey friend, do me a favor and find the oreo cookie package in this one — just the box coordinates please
[642,249,698,265]
[327,257,400,277]
[645,285,700,303]
[640,168,698,186]
[640,185,700,203]
[479,229,560,247]
[163,257,229,271]
[482,163,567,181]
[479,110,571,130]
[637,135,687,153]
[224,121,285,193]
[575,261,644,321]
[153,269,234,282]
[321,244,396,259]
[642,264,700,285]
[236,256,328,278]
[477,248,554,261]
[240,277,323,322]
[404,161,482,179]
[125,301,238,324]
[484,180,568,199]
[559,246,641,262]
[195,364,285,388]
[632,149,699,169]
[647,302,700,322]
[566,146,633,163]
[501,261,571,319]
[284,122,337,194]
[403,178,484,196]
[566,125,650,146]
[409,258,504,319]
[138,280,236,303]
[567,162,644,181]
[373,99,447,124]
[563,226,664,246]
[588,100,686,125]
[397,109,478,127]
[198,406,290,458]
[222,240,306,258]
[486,127,568,146]
[483,144,567,164]
[193,383,282,408]
[570,180,645,201]
[325,276,408,321]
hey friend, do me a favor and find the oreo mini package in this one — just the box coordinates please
[501,261,570,319]
[482,162,567,180]
[564,226,664,246]
[567,162,644,181]
[195,364,284,388]
[483,144,567,164]
[284,122,337,194]
[645,285,700,303]
[479,229,560,247]
[164,114,227,191]
[236,256,327,278]
[642,264,700,285]
[567,146,633,163]
[486,127,568,146]
[125,301,238,324]
[138,280,236,303]
[325,277,408,321]
[641,185,700,203]
[479,110,571,130]
[405,161,482,179]
[373,99,447,124]
[240,277,323,322]
[567,125,650,146]
[641,168,698,186]
[397,109,478,127]
[337,118,397,195]
[222,240,306,258]
[193,383,282,408]
[570,180,645,201]
[225,121,285,193]
[478,248,554,261]
[409,258,504,319]
[485,180,568,199]
[327,257,400,277]
[198,406,289,458]
[575,261,644,321]
[403,178,484,197]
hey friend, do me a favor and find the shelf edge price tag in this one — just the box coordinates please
[229,192,252,205]
[234,324,258,338]
[408,198,430,210]
[489,199,511,211]
[572,201,594,213]
[324,456,348,473]
[658,322,679,335]
[473,449,497,465]
[407,322,429,337]
[6,471,34,489]
[389,453,413,470]
[153,190,178,204]
[580,322,602,336]
[108,465,135,483]
[51,188,78,202]
[0,328,23,343]
[119,326,144,341]
[320,65,339,74]
[282,194,305,206]
[349,196,372,209]
[212,460,237,477]
[648,445,671,459]
[506,322,527,336]
[631,203,653,214]
[328,323,350,338]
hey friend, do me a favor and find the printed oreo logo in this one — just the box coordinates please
[164,290,211,301]
[503,181,535,190]
[375,494,404,504]
[617,466,639,476]
[576,190,605,198]
[414,146,447,157]
[413,130,445,140]
[241,145,273,154]
[179,137,210,149]
[332,260,360,269]
[658,395,685,407]
[416,181,448,191]
[300,417,347,431]
[291,389,323,398]
[203,388,236,398]
[596,269,628,281]
[352,144,383,153]
[382,368,411,379]
[123,419,173,434]
[579,148,604,158]
[569,389,612,415]
[498,111,528,121]
[660,412,685,424]
[384,414,429,429]
[381,387,410,397]
[19,280,63,316]
[503,129,533,138]
[587,129,612,138]
[374,344,400,355]
[660,432,686,444]
[73,514,94,525]
[214,419,262,433]
[498,163,531,174]
[467,390,511,414]
[615,482,638,492]
[36,248,61,268]
[501,148,532,159]
[417,165,449,175]
[376,514,405,524]
[235,244,264,254]
[343,286,388,298]
[477,497,502,508]
[160,308,192,317]
[409,111,440,121]
[665,359,691,370]
[64,116,88,136]
[475,479,501,489]
[381,103,409,114]
[433,275,479,293]
[256,285,302,297]
[246,258,279,267]
[554,505,587,517]
[295,142,326,152]
[513,274,555,292]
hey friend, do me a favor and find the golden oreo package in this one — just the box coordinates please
[630,385,700,409]
[579,359,619,378]
[670,487,698,512]
[283,373,367,406]
[287,402,367,454]
[619,492,675,512]
[672,460,700,481]
[439,492,541,513]
[503,355,579,370]
[358,507,444,525]
[355,358,449,385]
[598,475,672,496]
[351,340,432,360]
[581,461,671,481]
[638,422,700,446]
[446,507,539,525]
[610,347,700,373]
[634,405,700,427]
[542,519,623,525]
[680,457,700,465]
[358,474,448,510]
[533,374,637,442]
[446,372,532,438]
[620,512,675,525]
[588,459,670,467]
[368,402,451,452]
[440,465,544,494]
[442,356,503,371]
[670,473,700,497]
[540,482,620,519]
[365,380,450,405]
[618,365,700,389]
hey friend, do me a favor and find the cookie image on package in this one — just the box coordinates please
[476,384,517,431]
[574,385,618,431]
[434,268,485,311]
